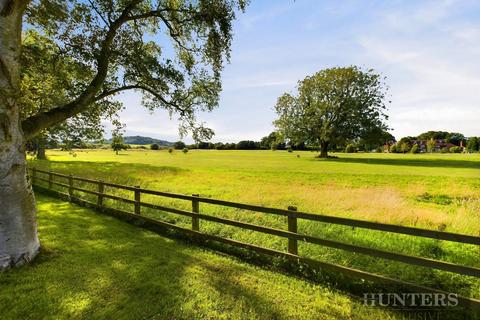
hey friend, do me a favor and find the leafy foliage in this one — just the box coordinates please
[274,66,389,157]
[22,0,248,142]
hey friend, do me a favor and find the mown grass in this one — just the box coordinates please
[0,194,404,320]
[29,149,480,301]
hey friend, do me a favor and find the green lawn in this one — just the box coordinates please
[0,194,401,320]
[29,149,480,300]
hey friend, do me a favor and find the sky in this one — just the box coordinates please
[109,0,480,143]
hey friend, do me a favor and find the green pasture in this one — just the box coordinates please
[29,149,480,301]
[1,195,406,319]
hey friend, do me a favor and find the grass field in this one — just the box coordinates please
[0,194,402,320]
[29,149,480,301]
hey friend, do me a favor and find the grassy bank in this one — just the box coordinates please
[0,194,402,320]
[29,150,480,300]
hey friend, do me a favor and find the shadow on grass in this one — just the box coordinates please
[321,156,480,169]
[0,196,284,319]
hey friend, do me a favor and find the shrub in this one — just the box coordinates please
[410,144,420,154]
[441,147,449,153]
[174,141,186,149]
[287,146,293,152]
[270,143,278,151]
[150,143,159,150]
[345,144,357,153]
[182,148,189,154]
[449,146,462,153]
[389,144,398,153]
[168,148,173,154]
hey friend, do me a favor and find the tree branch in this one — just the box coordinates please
[93,84,189,115]
[22,0,143,139]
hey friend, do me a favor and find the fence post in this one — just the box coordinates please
[48,170,53,189]
[134,186,141,214]
[192,194,199,231]
[32,167,36,186]
[68,174,74,201]
[97,180,104,208]
[287,206,298,255]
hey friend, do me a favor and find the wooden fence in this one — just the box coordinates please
[29,167,480,310]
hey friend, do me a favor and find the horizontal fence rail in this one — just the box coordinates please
[28,167,480,309]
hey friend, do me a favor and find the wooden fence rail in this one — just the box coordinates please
[28,167,480,309]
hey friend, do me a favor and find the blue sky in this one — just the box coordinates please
[111,0,480,143]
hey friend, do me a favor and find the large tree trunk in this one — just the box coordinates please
[319,141,329,158]
[0,0,40,270]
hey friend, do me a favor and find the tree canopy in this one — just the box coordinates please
[21,0,248,142]
[273,66,389,157]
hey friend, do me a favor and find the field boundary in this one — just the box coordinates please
[29,167,480,310]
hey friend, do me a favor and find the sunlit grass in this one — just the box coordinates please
[0,195,403,319]
[29,149,480,300]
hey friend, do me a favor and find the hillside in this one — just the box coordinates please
[108,135,173,146]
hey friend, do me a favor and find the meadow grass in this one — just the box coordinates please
[0,194,404,320]
[29,149,480,300]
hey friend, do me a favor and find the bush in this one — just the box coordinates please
[345,144,357,153]
[449,146,462,153]
[410,144,420,154]
[174,141,186,149]
[182,148,189,154]
[287,146,293,153]
[441,147,449,153]
[168,148,173,154]
[389,144,398,153]
[150,143,159,150]
[270,143,278,151]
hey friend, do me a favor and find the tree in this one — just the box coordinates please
[174,141,186,150]
[236,140,258,150]
[399,142,411,154]
[0,0,246,269]
[21,30,122,159]
[427,139,436,153]
[410,144,420,154]
[273,66,389,158]
[182,147,189,154]
[111,135,127,155]
[466,137,479,152]
[150,143,159,150]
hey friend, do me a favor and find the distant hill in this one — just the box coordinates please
[107,136,174,146]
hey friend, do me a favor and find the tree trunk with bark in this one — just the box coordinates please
[0,0,40,270]
[319,141,329,158]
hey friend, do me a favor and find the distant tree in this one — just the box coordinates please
[286,146,293,153]
[410,144,420,154]
[446,133,466,146]
[197,142,214,149]
[182,148,189,154]
[345,144,357,153]
[274,66,389,158]
[449,146,462,153]
[260,132,283,150]
[236,140,259,150]
[150,144,160,150]
[270,143,278,151]
[389,144,398,153]
[111,135,127,155]
[426,139,436,153]
[174,141,186,150]
[358,128,396,151]
[417,131,449,140]
[466,137,479,152]
[168,148,174,154]
[399,142,411,154]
